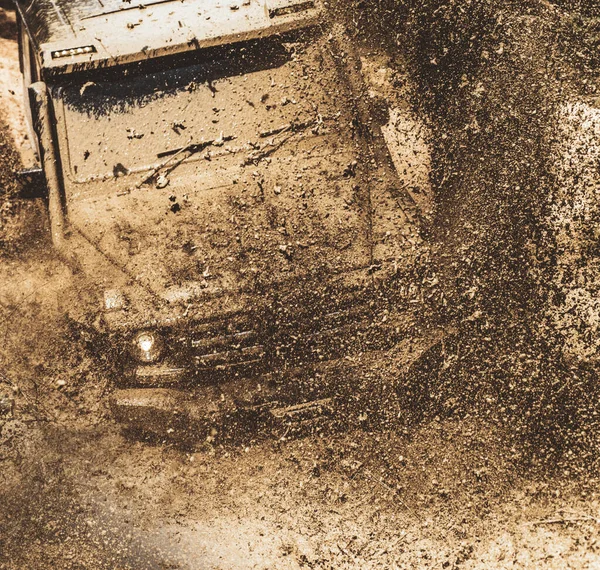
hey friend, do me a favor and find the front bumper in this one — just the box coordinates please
[105,271,414,431]
[110,367,336,436]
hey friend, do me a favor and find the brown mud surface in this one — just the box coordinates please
[2,2,600,569]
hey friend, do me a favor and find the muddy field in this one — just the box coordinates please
[2,1,600,569]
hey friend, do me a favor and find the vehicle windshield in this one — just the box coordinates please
[55,29,347,183]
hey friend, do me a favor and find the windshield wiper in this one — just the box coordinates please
[127,134,236,193]
[258,115,329,139]
[244,114,334,166]
[157,134,236,159]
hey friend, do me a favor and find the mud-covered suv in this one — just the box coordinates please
[16,0,423,433]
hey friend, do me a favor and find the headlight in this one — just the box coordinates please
[133,331,163,363]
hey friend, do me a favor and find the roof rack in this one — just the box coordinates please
[16,0,323,77]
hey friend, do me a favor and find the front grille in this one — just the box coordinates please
[195,345,266,370]
[184,319,267,376]
[128,283,406,387]
[134,363,187,386]
[191,330,257,350]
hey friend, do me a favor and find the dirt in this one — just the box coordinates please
[2,1,600,569]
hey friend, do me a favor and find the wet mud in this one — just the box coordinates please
[2,1,600,568]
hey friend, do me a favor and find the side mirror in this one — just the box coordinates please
[15,82,48,199]
[368,95,390,127]
[16,166,46,199]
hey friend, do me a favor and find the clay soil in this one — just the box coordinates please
[2,2,600,569]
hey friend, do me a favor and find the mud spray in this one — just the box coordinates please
[2,2,600,568]
[1,0,600,468]
[337,0,600,468]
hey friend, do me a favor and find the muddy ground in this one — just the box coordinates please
[3,2,600,569]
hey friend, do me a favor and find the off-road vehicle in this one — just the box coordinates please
[16,0,424,433]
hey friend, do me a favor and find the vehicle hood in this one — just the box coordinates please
[66,134,372,307]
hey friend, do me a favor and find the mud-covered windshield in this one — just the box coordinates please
[55,30,348,182]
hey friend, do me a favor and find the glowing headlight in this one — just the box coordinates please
[138,334,154,352]
[51,46,97,59]
[134,331,163,363]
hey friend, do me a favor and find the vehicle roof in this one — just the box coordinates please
[16,0,323,78]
